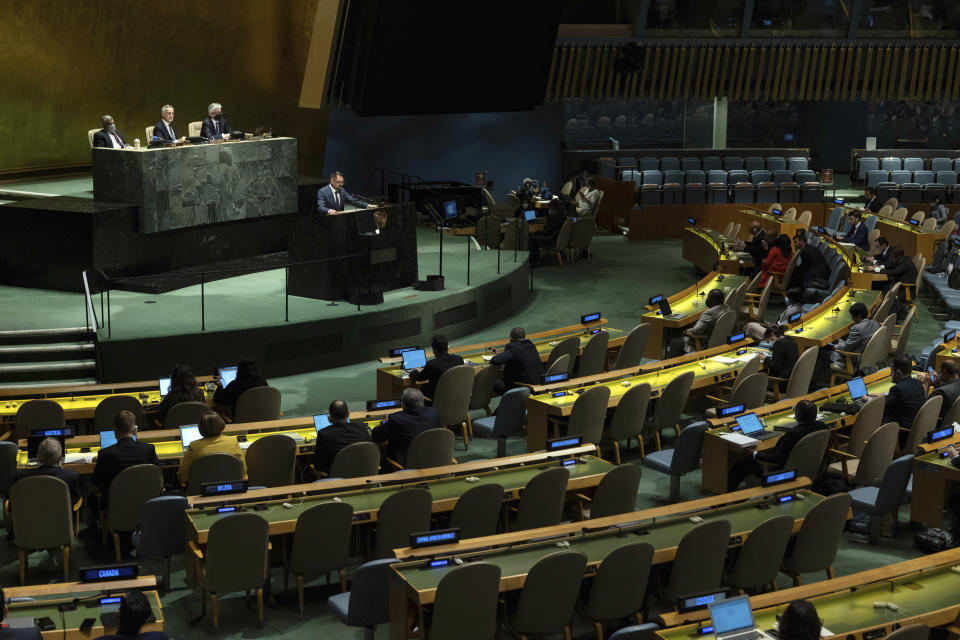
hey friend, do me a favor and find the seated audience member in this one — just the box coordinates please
[490,327,543,394]
[156,364,205,425]
[577,179,601,217]
[865,236,893,268]
[884,245,918,320]
[837,210,870,251]
[727,400,826,490]
[667,288,729,357]
[764,325,799,391]
[408,335,464,400]
[92,115,127,149]
[528,200,569,267]
[152,104,184,143]
[371,388,440,466]
[790,232,829,292]
[13,437,80,503]
[882,355,926,447]
[735,221,767,270]
[213,358,268,419]
[200,102,233,140]
[863,186,881,213]
[92,410,159,505]
[759,234,793,288]
[177,411,245,486]
[778,599,822,640]
[922,360,960,422]
[310,400,372,476]
[92,590,168,640]
[829,302,879,366]
[0,587,42,639]
[930,195,950,226]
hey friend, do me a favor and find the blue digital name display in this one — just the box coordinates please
[687,217,696,225]
[552,391,567,398]
[649,294,663,305]
[590,328,601,334]
[788,312,802,323]
[728,332,746,343]
[32,428,69,437]
[217,506,237,514]
[700,626,715,635]
[79,564,138,583]
[543,373,569,384]
[429,559,450,568]
[99,597,122,606]
[945,330,957,342]
[778,494,795,503]
[763,469,796,487]
[719,404,745,417]
[929,428,952,443]
[414,532,457,545]
[562,459,577,466]
[695,594,717,606]
[581,312,601,324]
[389,346,418,357]
[547,436,582,450]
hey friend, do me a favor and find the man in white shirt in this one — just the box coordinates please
[92,115,128,149]
[152,105,185,143]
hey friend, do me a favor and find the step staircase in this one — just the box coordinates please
[0,327,99,389]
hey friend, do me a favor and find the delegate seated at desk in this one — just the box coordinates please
[311,400,372,476]
[152,104,185,144]
[489,327,543,394]
[200,102,232,140]
[921,360,960,422]
[92,590,168,640]
[92,115,128,149]
[317,171,375,215]
[371,388,440,466]
[408,335,464,401]
[92,410,159,507]
[177,411,246,486]
[837,210,870,252]
[13,437,80,503]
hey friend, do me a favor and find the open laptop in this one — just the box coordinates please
[708,595,774,640]
[847,376,869,403]
[401,348,427,371]
[179,425,202,449]
[99,430,135,449]
[217,365,238,387]
[524,210,537,222]
[734,413,778,441]
[159,377,172,396]
[658,298,687,320]
[313,414,331,433]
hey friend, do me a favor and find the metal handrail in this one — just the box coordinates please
[81,270,102,333]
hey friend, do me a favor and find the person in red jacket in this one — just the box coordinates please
[759,233,793,288]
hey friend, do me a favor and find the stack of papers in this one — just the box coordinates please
[64,453,94,464]
[719,432,759,447]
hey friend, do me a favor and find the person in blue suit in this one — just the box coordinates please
[837,209,870,251]
[151,105,184,143]
[317,171,375,215]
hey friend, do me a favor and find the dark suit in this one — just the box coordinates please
[766,335,799,388]
[794,244,830,289]
[13,465,80,502]
[865,195,882,213]
[92,437,160,502]
[152,120,178,142]
[886,255,918,289]
[873,247,894,269]
[371,407,441,466]
[0,624,43,640]
[844,222,870,252]
[213,377,267,419]
[743,229,767,267]
[200,116,232,140]
[311,420,372,476]
[883,377,926,443]
[92,129,127,148]
[317,184,368,213]
[491,339,543,391]
[409,353,465,401]
[727,419,827,490]
[931,378,960,421]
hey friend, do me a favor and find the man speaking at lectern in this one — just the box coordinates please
[318,171,376,215]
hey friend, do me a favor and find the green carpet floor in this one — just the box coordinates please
[0,225,946,639]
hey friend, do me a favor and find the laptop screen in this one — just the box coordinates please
[847,377,867,400]
[524,210,536,222]
[658,299,672,316]
[313,414,331,433]
[735,413,764,435]
[99,430,135,449]
[159,377,171,395]
[180,425,201,448]
[443,200,457,219]
[709,595,756,635]
[401,349,427,369]
[218,366,238,387]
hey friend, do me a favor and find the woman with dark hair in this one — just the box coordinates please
[155,364,204,425]
[759,233,793,287]
[778,600,822,640]
[214,358,268,419]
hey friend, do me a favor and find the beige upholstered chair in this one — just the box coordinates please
[88,128,99,148]
[188,121,203,137]
[145,125,155,141]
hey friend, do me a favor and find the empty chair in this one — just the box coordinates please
[643,421,708,502]
[475,214,502,249]
[513,466,569,531]
[546,336,580,376]
[610,624,662,640]
[194,513,271,629]
[132,495,187,591]
[163,401,208,428]
[329,441,381,479]
[663,169,683,185]
[936,170,958,186]
[903,157,923,173]
[830,421,898,488]
[104,464,163,562]
[245,434,296,487]
[544,218,574,265]
[733,182,755,203]
[650,371,694,450]
[707,169,727,185]
[431,364,474,448]
[890,169,911,185]
[858,156,879,182]
[794,169,816,184]
[902,395,943,454]
[603,382,652,463]
[833,396,885,460]
[450,482,504,539]
[567,218,597,261]
[429,563,502,640]
[472,387,529,458]
[685,169,705,185]
[11,475,74,583]
[849,454,914,544]
[772,170,794,185]
[724,515,794,592]
[577,330,610,377]
[640,183,661,205]
[544,354,571,378]
[681,157,700,172]
[711,372,768,414]
[886,625,930,640]
[781,429,830,484]
[751,169,771,184]
[611,323,650,371]
[617,157,638,169]
[327,558,398,639]
[724,156,744,171]
[567,385,611,446]
[639,157,658,171]
[587,463,642,519]
[641,169,662,186]
[662,520,731,604]
[867,170,889,188]
[184,453,244,495]
[781,493,852,585]
[287,501,354,612]
[728,169,749,184]
[914,170,934,185]
[779,182,800,203]
[788,157,808,172]
[932,157,953,173]
[403,428,455,470]
[744,157,764,172]
[15,399,65,439]
[374,488,432,558]
[702,156,722,171]
[582,543,654,636]
[881,157,901,172]
[507,551,587,640]
[233,386,282,423]
[706,183,728,204]
[767,156,787,171]
[94,395,145,430]
[660,156,680,171]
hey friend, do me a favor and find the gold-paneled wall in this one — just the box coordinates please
[545,42,960,103]
[0,0,332,175]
